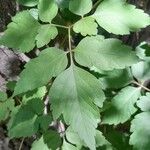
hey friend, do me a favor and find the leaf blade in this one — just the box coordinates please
[0,11,40,52]
[75,36,139,71]
[14,47,68,96]
[93,0,150,35]
[102,86,141,125]
[50,65,105,150]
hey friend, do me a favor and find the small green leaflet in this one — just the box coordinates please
[73,17,98,36]
[74,36,139,71]
[132,60,150,82]
[8,98,44,138]
[69,0,92,16]
[36,24,58,48]
[137,93,150,112]
[0,11,40,53]
[31,136,49,150]
[130,93,150,150]
[95,130,111,148]
[17,0,38,7]
[130,113,150,150]
[0,99,14,121]
[102,86,141,125]
[66,127,109,149]
[132,43,150,82]
[14,47,67,96]
[93,0,150,35]
[50,65,105,150]
[0,91,7,101]
[38,0,58,23]
[43,130,62,149]
[29,9,39,20]
[37,115,52,131]
[66,127,83,148]
[62,139,77,150]
[22,86,47,103]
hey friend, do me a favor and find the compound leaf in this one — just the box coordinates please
[74,36,139,71]
[0,11,40,53]
[102,86,141,125]
[14,47,67,96]
[73,17,98,36]
[93,0,150,35]
[50,65,105,150]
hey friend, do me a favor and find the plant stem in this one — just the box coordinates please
[19,138,25,150]
[92,0,102,11]
[132,81,150,92]
[51,23,69,29]
[68,26,73,64]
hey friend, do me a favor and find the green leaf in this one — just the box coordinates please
[131,43,150,82]
[6,81,16,92]
[14,47,67,96]
[8,98,44,138]
[36,115,52,131]
[17,0,38,7]
[36,24,58,48]
[66,128,109,148]
[74,36,139,71]
[29,9,39,20]
[22,86,47,103]
[102,86,141,125]
[43,130,61,150]
[50,65,105,150]
[31,136,49,150]
[130,112,150,150]
[99,68,133,89]
[130,93,150,149]
[93,0,150,35]
[62,139,77,150]
[0,99,14,121]
[73,17,98,36]
[0,11,40,53]
[95,130,110,148]
[137,93,150,112]
[0,91,7,101]
[69,0,92,16]
[38,0,58,22]
[132,60,150,82]
[66,127,83,147]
